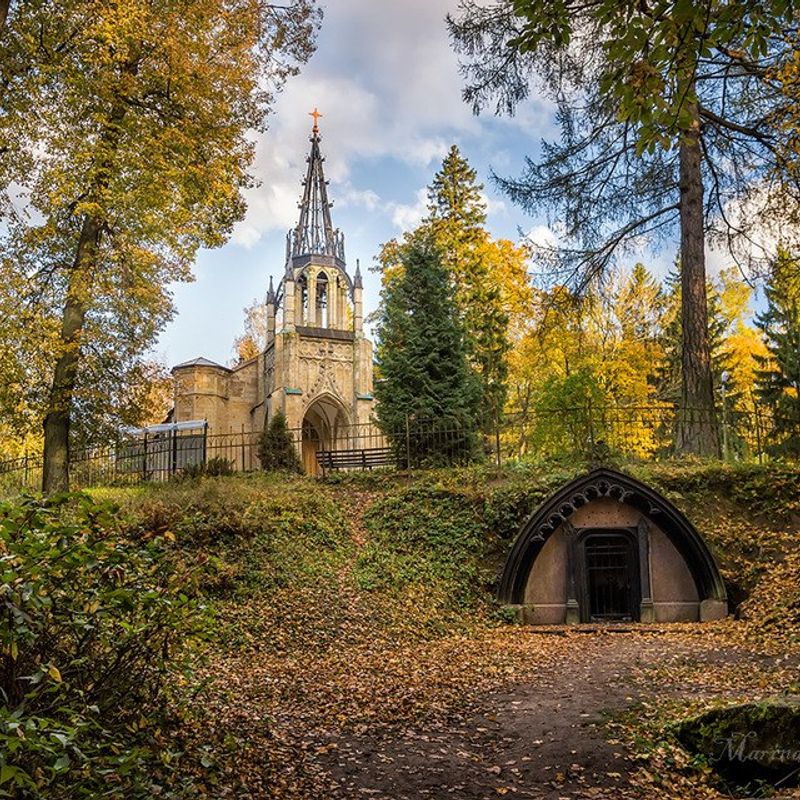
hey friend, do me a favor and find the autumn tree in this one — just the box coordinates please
[374,232,480,464]
[0,1,319,492]
[449,0,800,456]
[426,146,514,431]
[756,250,800,457]
[233,298,268,364]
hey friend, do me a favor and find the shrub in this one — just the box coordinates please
[179,456,234,480]
[0,494,206,798]
[257,412,302,473]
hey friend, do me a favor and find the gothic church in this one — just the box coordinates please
[169,116,375,472]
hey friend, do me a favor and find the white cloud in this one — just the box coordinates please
[229,0,520,248]
[525,224,559,249]
[336,183,381,212]
[389,188,428,232]
[482,191,507,217]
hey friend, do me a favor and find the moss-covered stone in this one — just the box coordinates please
[674,696,800,785]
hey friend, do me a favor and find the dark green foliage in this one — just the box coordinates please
[427,146,510,431]
[181,455,234,480]
[756,251,800,457]
[0,493,205,798]
[374,231,480,464]
[257,411,302,473]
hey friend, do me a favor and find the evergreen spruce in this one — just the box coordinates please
[257,411,302,473]
[755,251,800,457]
[426,146,510,433]
[374,231,480,465]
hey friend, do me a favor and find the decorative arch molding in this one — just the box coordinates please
[302,390,351,426]
[498,467,727,608]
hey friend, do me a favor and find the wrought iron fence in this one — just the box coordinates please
[1,402,798,493]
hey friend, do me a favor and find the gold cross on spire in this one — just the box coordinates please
[309,107,322,133]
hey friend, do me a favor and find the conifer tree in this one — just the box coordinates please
[449,0,800,455]
[756,251,800,457]
[374,231,480,464]
[657,267,732,409]
[257,411,302,473]
[426,146,510,433]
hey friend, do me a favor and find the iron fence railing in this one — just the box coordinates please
[1,403,798,493]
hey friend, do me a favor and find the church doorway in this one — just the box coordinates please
[301,394,349,475]
[301,419,321,475]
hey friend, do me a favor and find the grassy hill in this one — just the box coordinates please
[3,461,799,798]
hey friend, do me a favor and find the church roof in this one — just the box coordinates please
[172,357,229,371]
[288,110,346,267]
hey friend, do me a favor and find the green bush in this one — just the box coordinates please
[180,455,234,480]
[0,494,206,798]
[257,412,302,473]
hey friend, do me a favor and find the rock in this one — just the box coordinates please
[674,696,800,785]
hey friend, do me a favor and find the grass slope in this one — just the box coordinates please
[94,461,799,797]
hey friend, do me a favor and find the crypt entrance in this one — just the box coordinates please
[580,530,640,623]
[498,468,728,625]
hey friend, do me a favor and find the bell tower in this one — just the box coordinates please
[264,112,374,471]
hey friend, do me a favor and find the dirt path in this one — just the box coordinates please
[315,630,759,800]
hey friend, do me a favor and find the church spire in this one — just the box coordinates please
[289,111,345,265]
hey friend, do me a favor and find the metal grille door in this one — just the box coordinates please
[584,535,635,621]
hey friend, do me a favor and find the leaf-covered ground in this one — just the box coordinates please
[101,462,800,798]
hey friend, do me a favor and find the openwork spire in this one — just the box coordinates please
[289,112,345,265]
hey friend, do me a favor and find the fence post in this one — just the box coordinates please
[494,411,502,467]
[405,414,411,470]
[171,427,178,478]
[23,450,28,488]
[241,424,246,473]
[142,430,148,483]
[202,422,208,466]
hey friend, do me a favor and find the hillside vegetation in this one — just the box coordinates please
[2,462,799,798]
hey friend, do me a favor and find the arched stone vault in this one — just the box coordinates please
[499,468,727,623]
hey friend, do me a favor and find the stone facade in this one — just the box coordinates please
[170,122,375,473]
[521,498,705,623]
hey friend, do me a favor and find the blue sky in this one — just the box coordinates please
[156,0,742,368]
[157,0,558,367]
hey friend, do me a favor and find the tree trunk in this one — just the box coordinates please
[676,101,719,457]
[0,0,10,31]
[42,216,101,494]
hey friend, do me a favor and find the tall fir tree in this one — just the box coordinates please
[374,231,480,463]
[426,146,510,432]
[756,250,800,457]
[450,0,800,455]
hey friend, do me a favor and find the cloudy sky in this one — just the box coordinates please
[158,0,561,367]
[160,0,750,368]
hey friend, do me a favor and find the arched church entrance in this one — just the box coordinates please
[301,394,350,475]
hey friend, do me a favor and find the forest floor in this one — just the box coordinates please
[205,624,800,800]
[104,463,800,799]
